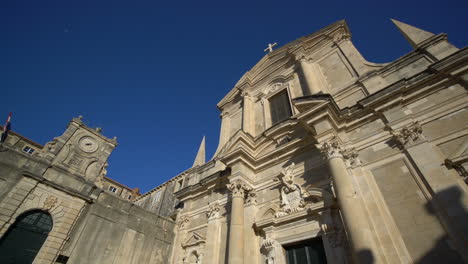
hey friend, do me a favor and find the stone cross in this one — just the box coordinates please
[264,42,277,53]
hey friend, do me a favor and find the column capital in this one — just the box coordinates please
[227,179,251,199]
[390,121,424,149]
[317,137,345,160]
[317,137,360,167]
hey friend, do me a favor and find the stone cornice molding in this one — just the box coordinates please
[227,179,252,199]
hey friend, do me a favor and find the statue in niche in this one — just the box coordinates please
[274,162,306,217]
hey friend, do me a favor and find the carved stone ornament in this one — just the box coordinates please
[274,163,306,218]
[43,195,58,210]
[227,179,251,199]
[43,137,59,153]
[268,82,288,95]
[177,215,190,230]
[341,148,361,167]
[276,135,291,147]
[391,122,424,148]
[206,202,221,220]
[95,162,108,188]
[245,191,257,206]
[261,238,281,264]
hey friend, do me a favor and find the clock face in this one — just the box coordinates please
[79,137,98,153]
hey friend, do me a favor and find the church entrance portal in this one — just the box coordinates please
[0,210,53,264]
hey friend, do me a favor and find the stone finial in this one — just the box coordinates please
[192,136,206,167]
[206,201,221,220]
[391,19,435,48]
[95,127,102,133]
[227,179,251,199]
[391,122,424,148]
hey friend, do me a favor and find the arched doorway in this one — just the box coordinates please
[0,210,53,264]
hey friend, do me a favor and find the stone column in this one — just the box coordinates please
[227,179,251,264]
[297,56,321,95]
[317,138,372,264]
[205,201,222,264]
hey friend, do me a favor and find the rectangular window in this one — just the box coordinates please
[22,146,35,154]
[269,90,292,125]
[108,186,117,193]
[284,238,327,264]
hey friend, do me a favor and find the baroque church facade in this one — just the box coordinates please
[0,19,467,264]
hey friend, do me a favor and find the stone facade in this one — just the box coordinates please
[0,118,174,263]
[0,19,467,264]
[135,19,467,264]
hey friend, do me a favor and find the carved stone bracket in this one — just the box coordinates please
[206,202,221,220]
[227,179,251,199]
[391,122,424,149]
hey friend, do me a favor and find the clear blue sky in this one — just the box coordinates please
[2,0,467,193]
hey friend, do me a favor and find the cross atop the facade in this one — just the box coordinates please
[264,42,277,53]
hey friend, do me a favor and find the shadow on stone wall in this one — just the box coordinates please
[415,186,466,264]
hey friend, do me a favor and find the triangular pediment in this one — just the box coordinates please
[182,232,206,248]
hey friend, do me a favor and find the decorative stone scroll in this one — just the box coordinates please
[227,179,251,199]
[391,122,424,148]
[206,202,221,220]
[274,163,306,218]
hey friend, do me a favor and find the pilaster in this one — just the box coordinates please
[390,122,468,261]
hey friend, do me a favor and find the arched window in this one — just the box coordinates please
[0,210,53,264]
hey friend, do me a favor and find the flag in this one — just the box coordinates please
[1,112,12,143]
